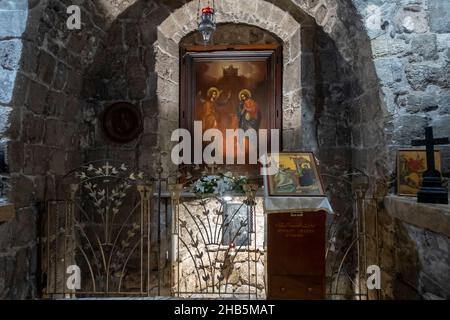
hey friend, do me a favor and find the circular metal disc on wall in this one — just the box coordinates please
[102,102,143,143]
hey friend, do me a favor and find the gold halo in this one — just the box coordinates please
[239,89,252,99]
[207,87,220,97]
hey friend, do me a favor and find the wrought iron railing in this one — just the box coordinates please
[170,189,265,299]
[39,160,381,300]
[40,161,155,298]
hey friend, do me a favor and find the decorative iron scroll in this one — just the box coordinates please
[41,161,155,298]
[39,161,379,300]
[171,193,265,299]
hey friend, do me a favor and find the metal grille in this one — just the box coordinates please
[171,193,265,299]
[40,162,155,298]
[38,162,379,300]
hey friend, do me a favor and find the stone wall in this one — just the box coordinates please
[351,0,450,300]
[0,0,378,299]
[0,0,107,299]
[80,0,181,173]
[352,0,450,179]
[82,0,362,297]
[0,0,33,299]
[1,0,449,300]
[378,196,450,299]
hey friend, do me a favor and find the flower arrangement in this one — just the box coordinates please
[192,172,248,195]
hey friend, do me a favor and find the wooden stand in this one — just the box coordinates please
[265,210,326,300]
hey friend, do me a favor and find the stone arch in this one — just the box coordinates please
[154,0,304,159]
[93,0,365,64]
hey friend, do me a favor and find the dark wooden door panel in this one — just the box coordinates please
[266,211,326,299]
[267,275,325,300]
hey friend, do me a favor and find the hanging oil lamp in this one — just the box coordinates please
[198,1,216,44]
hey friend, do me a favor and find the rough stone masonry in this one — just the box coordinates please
[0,0,449,300]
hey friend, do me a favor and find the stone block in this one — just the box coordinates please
[0,218,12,251]
[142,96,158,118]
[18,42,38,76]
[300,53,314,86]
[410,34,438,61]
[157,79,178,104]
[9,174,34,208]
[49,149,66,175]
[0,245,38,299]
[0,0,28,10]
[46,90,66,116]
[392,114,428,144]
[61,95,78,122]
[0,39,22,71]
[283,108,301,130]
[351,126,362,148]
[158,99,178,123]
[140,18,158,45]
[141,133,158,148]
[0,10,27,38]
[429,0,450,33]
[362,122,383,148]
[36,51,56,85]
[372,36,407,59]
[64,70,83,95]
[0,106,12,135]
[284,58,301,93]
[0,69,16,104]
[317,124,336,147]
[53,62,67,91]
[4,102,22,140]
[336,125,351,147]
[10,207,36,247]
[158,14,182,41]
[26,80,47,114]
[374,58,404,88]
[143,117,158,133]
[405,63,444,91]
[23,113,44,144]
[406,91,440,114]
[6,140,24,173]
[124,23,139,48]
[44,119,64,146]
[23,145,49,176]
[439,92,450,115]
[394,4,428,34]
[101,73,126,100]
[430,115,450,138]
[61,122,77,147]
[155,47,179,83]
[7,73,28,108]
[127,56,148,100]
